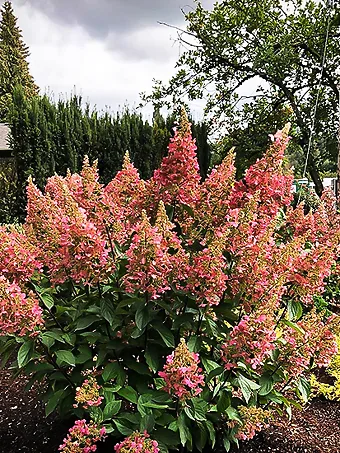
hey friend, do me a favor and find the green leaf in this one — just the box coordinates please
[165,204,174,221]
[75,315,99,331]
[223,437,231,452]
[102,362,126,385]
[143,401,169,409]
[173,313,195,330]
[282,319,305,336]
[168,420,178,432]
[17,340,34,368]
[287,300,303,321]
[62,333,76,346]
[206,318,220,338]
[103,424,115,434]
[140,414,155,433]
[113,420,133,436]
[147,391,171,403]
[184,398,207,421]
[145,344,160,373]
[119,412,141,424]
[207,366,224,383]
[137,395,149,417]
[41,293,54,310]
[56,350,76,367]
[226,406,242,423]
[136,305,151,330]
[103,400,122,420]
[41,331,65,343]
[178,413,192,447]
[45,389,65,416]
[217,390,231,413]
[205,420,216,448]
[237,374,260,403]
[201,357,220,374]
[158,443,169,453]
[75,345,93,364]
[130,327,145,339]
[89,406,104,424]
[118,386,138,404]
[100,298,116,325]
[154,428,179,446]
[213,305,238,321]
[187,335,201,352]
[259,374,274,396]
[152,322,175,348]
[155,413,175,426]
[40,333,55,349]
[195,423,208,452]
[154,378,165,390]
[297,376,310,403]
[125,359,151,376]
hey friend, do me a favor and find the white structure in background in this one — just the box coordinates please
[292,178,337,195]
[0,123,11,159]
[323,177,337,194]
[292,177,337,195]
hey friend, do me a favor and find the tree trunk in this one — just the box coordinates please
[298,133,323,197]
[308,158,323,197]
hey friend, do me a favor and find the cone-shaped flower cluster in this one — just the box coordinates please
[185,232,228,307]
[26,175,110,284]
[159,338,204,400]
[222,314,276,370]
[59,420,106,453]
[0,276,43,336]
[149,107,201,209]
[114,431,159,453]
[0,226,42,283]
[278,309,337,377]
[230,125,293,218]
[124,203,187,299]
[235,406,271,440]
[74,376,103,409]
[102,152,146,243]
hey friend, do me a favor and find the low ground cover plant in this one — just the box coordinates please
[0,110,339,452]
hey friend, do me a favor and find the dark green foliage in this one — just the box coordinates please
[0,156,17,223]
[0,1,38,121]
[6,87,211,222]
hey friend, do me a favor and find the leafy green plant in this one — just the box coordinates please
[0,113,339,452]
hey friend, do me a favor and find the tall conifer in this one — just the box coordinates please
[0,1,38,120]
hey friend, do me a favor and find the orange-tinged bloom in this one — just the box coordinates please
[0,276,43,336]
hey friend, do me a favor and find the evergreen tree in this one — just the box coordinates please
[0,1,38,121]
[9,86,33,219]
[6,88,211,222]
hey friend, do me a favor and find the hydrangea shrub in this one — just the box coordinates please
[0,109,340,452]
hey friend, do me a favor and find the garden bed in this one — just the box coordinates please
[1,367,340,453]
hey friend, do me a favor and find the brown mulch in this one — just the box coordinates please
[0,365,69,452]
[236,400,340,453]
[1,366,340,453]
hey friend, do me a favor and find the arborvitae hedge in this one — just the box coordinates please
[5,87,211,222]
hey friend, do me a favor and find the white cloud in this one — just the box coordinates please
[12,1,188,116]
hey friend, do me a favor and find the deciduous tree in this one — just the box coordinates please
[145,0,340,194]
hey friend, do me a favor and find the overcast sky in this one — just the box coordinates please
[10,0,218,120]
